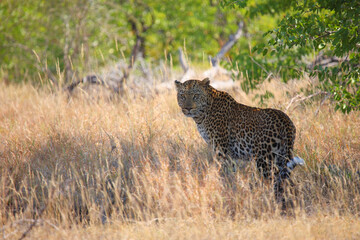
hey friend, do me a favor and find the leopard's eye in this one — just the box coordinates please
[179,94,185,100]
[193,94,200,100]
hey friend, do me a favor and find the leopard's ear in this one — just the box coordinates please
[201,77,210,86]
[174,80,182,90]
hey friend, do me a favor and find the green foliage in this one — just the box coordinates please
[254,90,274,107]
[0,0,108,83]
[220,0,248,8]
[2,0,358,113]
[0,0,240,84]
[223,0,299,85]
[223,0,360,113]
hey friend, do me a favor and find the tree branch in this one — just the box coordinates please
[285,91,330,112]
[211,21,246,67]
[18,205,47,240]
[312,30,337,41]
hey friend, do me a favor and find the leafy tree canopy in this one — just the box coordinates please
[0,0,240,83]
[222,0,360,113]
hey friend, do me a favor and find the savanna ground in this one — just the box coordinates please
[1,70,360,239]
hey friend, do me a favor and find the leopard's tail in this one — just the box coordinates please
[287,156,305,171]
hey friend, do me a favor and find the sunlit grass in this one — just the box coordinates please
[0,75,359,239]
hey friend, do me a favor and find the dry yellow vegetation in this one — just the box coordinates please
[0,77,359,239]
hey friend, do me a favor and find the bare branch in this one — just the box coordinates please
[64,2,155,95]
[211,21,246,67]
[18,205,47,240]
[307,52,343,70]
[285,91,330,112]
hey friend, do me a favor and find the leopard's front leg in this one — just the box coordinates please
[211,141,237,179]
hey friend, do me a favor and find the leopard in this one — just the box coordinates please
[175,77,305,202]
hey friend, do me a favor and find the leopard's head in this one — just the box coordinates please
[174,78,213,118]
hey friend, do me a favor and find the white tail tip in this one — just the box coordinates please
[293,156,305,166]
[287,156,305,170]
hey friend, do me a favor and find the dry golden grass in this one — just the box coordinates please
[4,216,360,240]
[1,77,359,239]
